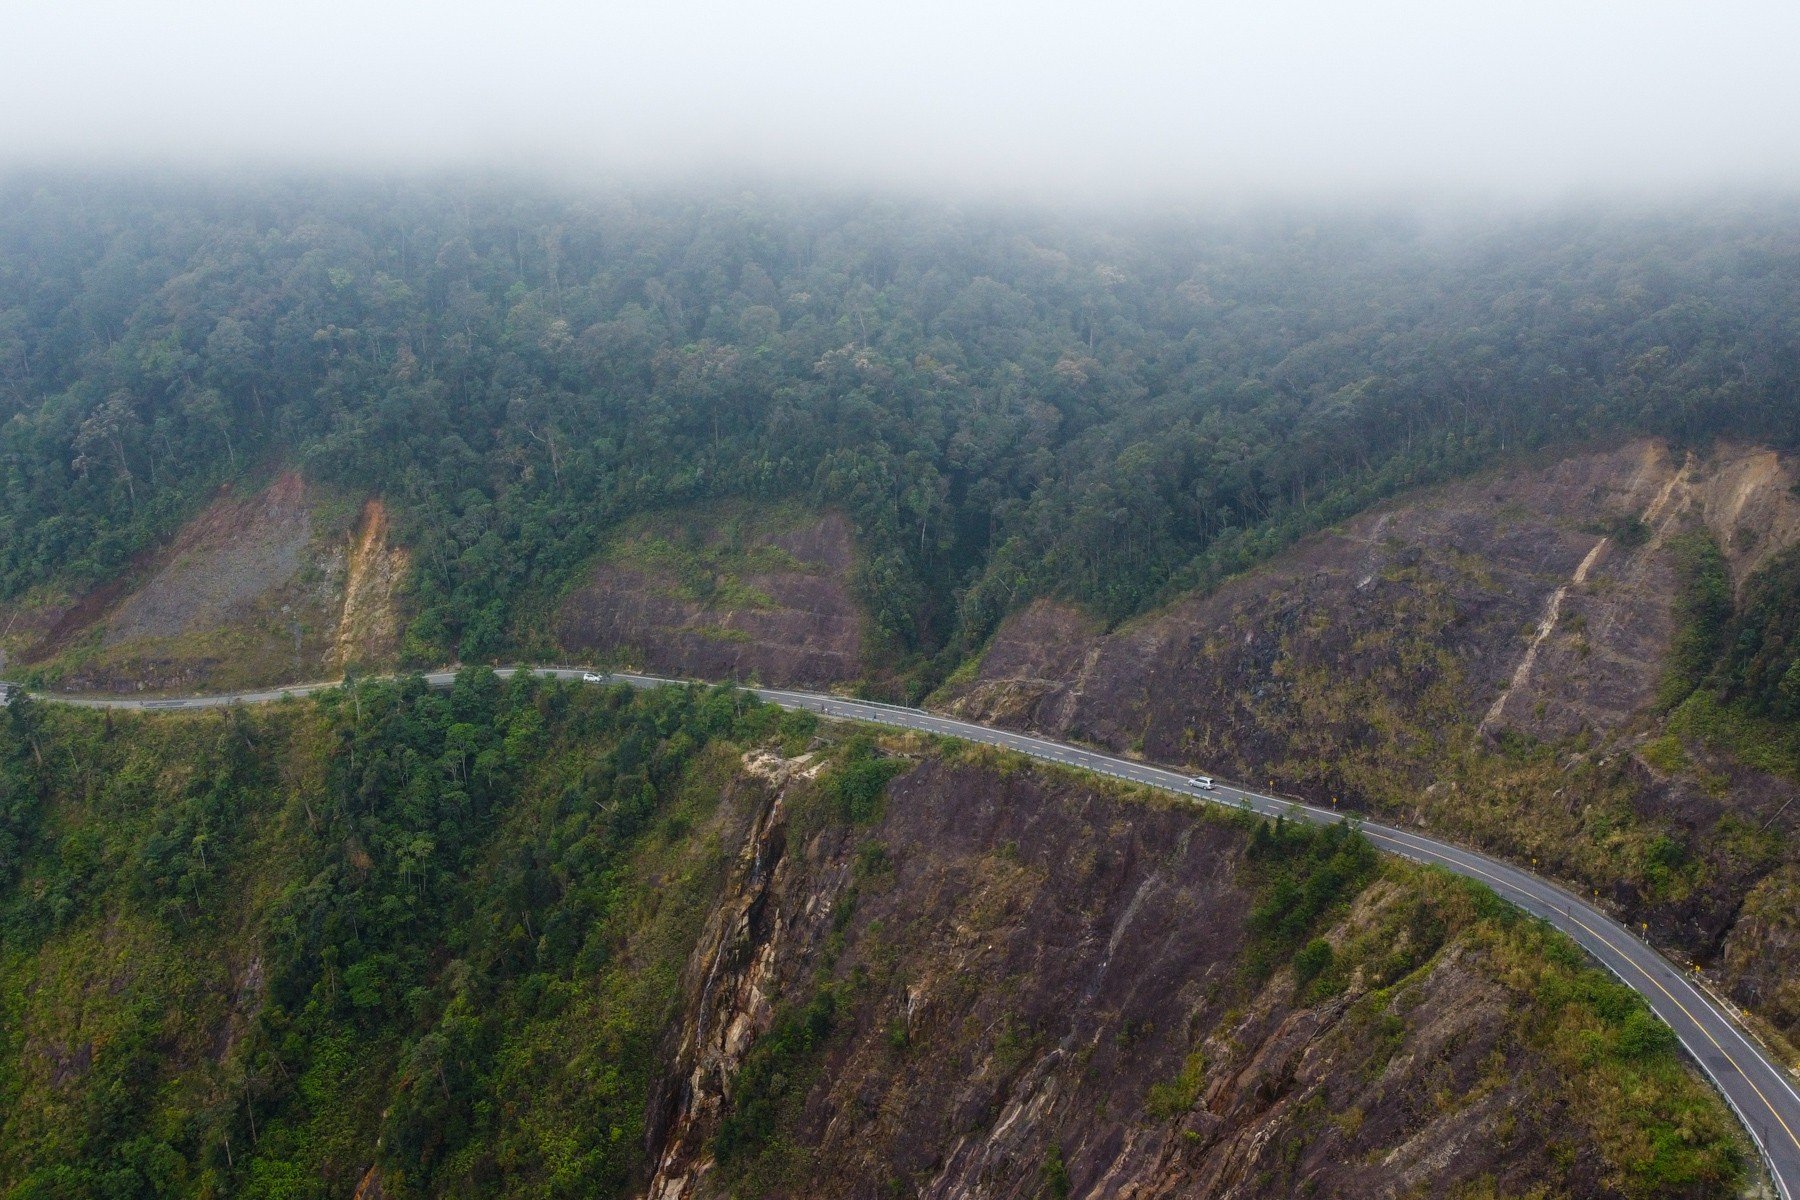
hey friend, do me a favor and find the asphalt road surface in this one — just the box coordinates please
[33,666,1800,1196]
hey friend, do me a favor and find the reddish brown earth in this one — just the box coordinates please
[555,511,863,688]
[4,473,405,693]
[643,751,1702,1200]
[334,499,408,670]
[938,440,1800,1044]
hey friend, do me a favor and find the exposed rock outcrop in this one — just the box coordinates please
[642,755,1677,1199]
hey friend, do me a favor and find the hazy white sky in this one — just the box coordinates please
[5,0,1799,198]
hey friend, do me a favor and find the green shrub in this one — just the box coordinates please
[1638,735,1689,775]
[1145,1049,1208,1120]
[825,738,909,824]
[1658,532,1731,710]
[1042,1143,1071,1199]
[1243,819,1379,981]
[1293,937,1336,994]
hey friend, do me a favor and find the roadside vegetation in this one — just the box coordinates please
[1160,818,1742,1197]
[1134,511,1798,1051]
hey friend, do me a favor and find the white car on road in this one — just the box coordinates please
[1188,775,1215,790]
[581,672,604,683]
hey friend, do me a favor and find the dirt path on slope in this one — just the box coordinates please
[1479,535,1611,734]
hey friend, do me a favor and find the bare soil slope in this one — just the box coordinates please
[939,439,1800,1045]
[555,508,863,688]
[4,474,407,692]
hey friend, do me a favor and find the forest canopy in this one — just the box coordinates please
[3,175,1798,690]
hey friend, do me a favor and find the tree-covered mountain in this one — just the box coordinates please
[4,175,1798,692]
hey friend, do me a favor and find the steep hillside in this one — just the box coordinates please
[939,438,1800,1048]
[646,749,1743,1200]
[0,678,1747,1197]
[553,506,865,688]
[0,472,407,693]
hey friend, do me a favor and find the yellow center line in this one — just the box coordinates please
[1362,827,1800,1157]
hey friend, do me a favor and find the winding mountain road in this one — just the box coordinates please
[32,666,1800,1197]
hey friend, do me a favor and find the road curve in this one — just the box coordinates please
[32,667,1800,1196]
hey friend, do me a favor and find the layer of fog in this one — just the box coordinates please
[6,0,1800,202]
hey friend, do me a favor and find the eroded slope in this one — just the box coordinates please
[554,507,864,687]
[939,439,1800,1048]
[1,473,407,692]
[946,440,1800,746]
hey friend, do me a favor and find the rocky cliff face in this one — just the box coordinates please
[640,749,1736,1199]
[555,509,864,688]
[938,439,1800,1046]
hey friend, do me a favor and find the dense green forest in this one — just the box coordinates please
[1716,544,1800,718]
[0,674,817,1197]
[1653,534,1800,786]
[3,175,1799,690]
